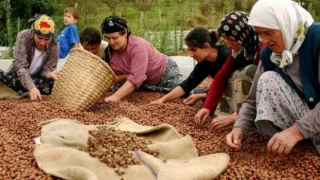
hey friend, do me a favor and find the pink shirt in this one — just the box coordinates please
[110,35,168,88]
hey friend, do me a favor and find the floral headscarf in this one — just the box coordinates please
[29,14,56,38]
[248,0,314,68]
[218,11,260,63]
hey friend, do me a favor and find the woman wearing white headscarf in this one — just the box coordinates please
[226,0,320,156]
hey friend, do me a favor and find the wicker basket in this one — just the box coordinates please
[51,48,115,111]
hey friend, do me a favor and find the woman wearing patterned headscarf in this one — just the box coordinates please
[101,16,183,102]
[0,14,59,101]
[195,11,265,130]
[226,0,320,156]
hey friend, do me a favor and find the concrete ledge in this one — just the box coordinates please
[0,47,12,59]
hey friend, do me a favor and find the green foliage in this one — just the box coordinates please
[11,0,57,28]
[118,0,134,17]
[135,0,157,12]
[0,0,58,47]
[5,0,13,57]
[103,0,118,15]
[200,0,214,16]
[3,0,320,58]
[158,21,171,54]
[178,2,186,51]
[135,0,157,28]
[71,0,105,31]
[307,1,320,21]
[292,0,320,21]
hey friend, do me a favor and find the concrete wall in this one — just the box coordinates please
[0,47,12,59]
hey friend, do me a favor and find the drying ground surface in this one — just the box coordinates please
[0,88,319,179]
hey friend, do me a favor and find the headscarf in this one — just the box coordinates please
[101,16,128,34]
[218,11,260,63]
[29,14,56,38]
[248,0,314,68]
[101,16,131,63]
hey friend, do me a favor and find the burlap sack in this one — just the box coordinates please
[34,118,230,180]
[0,83,29,99]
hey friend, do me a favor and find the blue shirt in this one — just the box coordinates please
[58,24,79,58]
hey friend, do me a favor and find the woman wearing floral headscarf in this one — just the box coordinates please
[195,11,265,130]
[0,14,59,101]
[226,0,320,156]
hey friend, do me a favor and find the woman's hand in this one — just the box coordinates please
[150,98,165,104]
[226,127,244,151]
[29,87,42,101]
[47,69,60,80]
[115,75,129,83]
[194,108,210,125]
[183,94,201,106]
[267,125,303,156]
[104,95,120,102]
[210,112,237,131]
[184,93,206,106]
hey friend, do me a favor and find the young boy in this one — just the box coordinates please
[58,7,80,58]
[79,26,108,60]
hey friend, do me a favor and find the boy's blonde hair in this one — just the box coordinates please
[64,7,80,20]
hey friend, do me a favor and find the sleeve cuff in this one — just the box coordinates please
[26,83,36,91]
[294,122,310,139]
[233,125,247,134]
[126,78,139,88]
[40,71,49,79]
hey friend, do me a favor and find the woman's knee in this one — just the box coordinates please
[257,71,284,90]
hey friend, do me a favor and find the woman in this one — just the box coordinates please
[195,11,265,130]
[151,27,230,105]
[0,14,59,101]
[226,0,320,156]
[101,16,183,101]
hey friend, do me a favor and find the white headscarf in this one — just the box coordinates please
[248,0,314,68]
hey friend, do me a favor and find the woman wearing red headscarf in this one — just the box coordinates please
[0,14,59,101]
